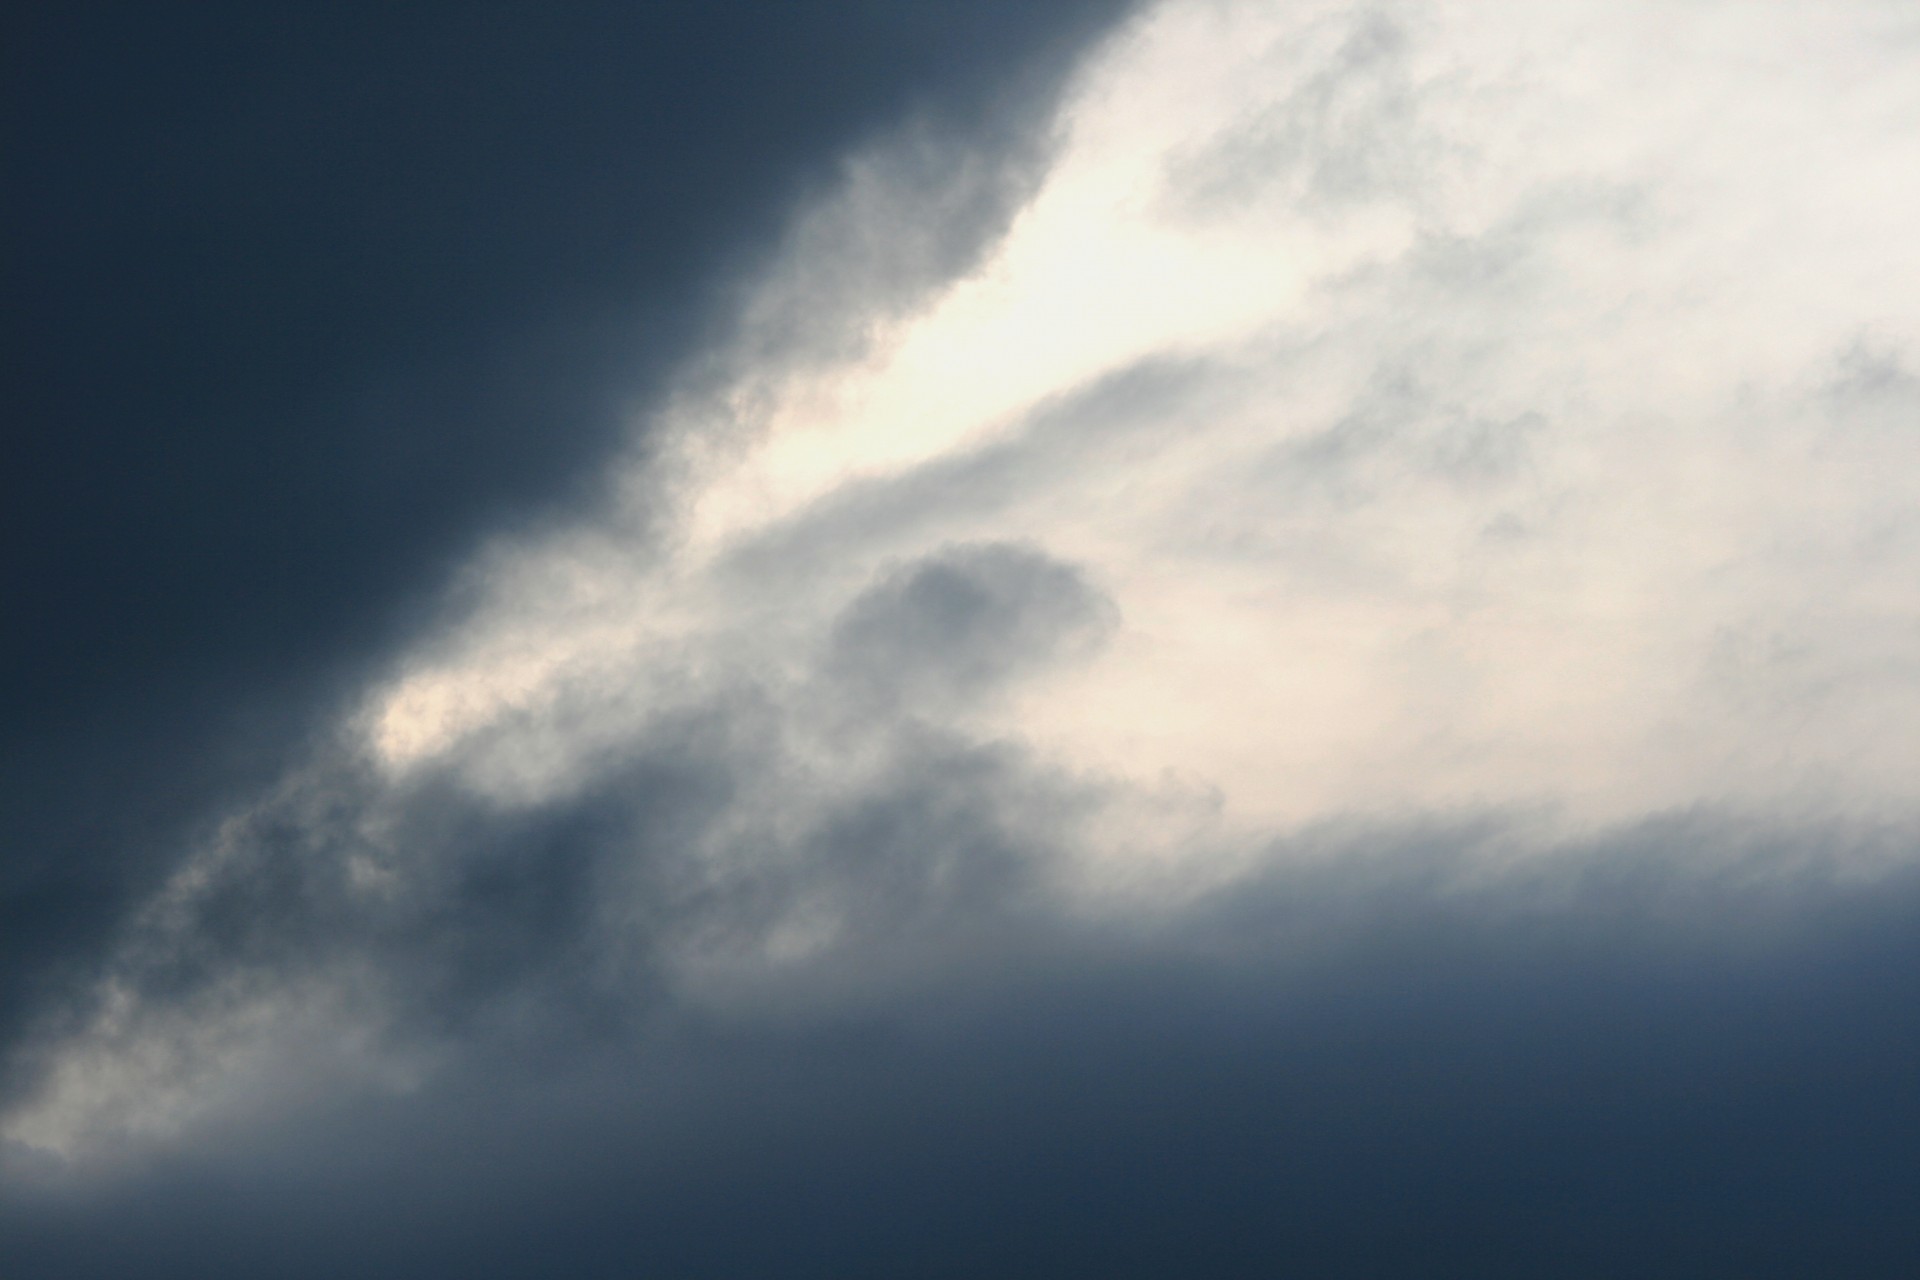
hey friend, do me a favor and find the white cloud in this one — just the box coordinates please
[365,0,1920,829]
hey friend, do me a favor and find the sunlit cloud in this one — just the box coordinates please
[367,0,1920,825]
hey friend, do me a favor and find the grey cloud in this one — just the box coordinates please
[10,2,1920,1272]
[1160,8,1439,220]
[714,105,1071,390]
[712,163,1653,598]
[7,806,1920,1278]
[0,0,1138,1067]
[1278,370,1546,495]
[713,355,1223,590]
[826,543,1119,714]
[0,541,1123,1122]
[0,666,1101,1139]
[1822,338,1920,443]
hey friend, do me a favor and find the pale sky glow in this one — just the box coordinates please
[365,0,1920,826]
[11,0,1920,1166]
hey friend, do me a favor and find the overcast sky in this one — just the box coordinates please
[6,3,1920,1275]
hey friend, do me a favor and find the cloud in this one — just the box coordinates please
[340,0,1920,832]
[6,0,1920,1271]
[825,542,1119,717]
[0,0,1130,1065]
[7,815,1920,1277]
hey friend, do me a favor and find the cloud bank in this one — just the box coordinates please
[6,2,1920,1272]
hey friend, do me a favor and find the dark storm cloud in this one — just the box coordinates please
[5,556,1918,1276]
[0,649,1099,1147]
[9,3,1920,1274]
[4,808,1918,1278]
[0,0,1131,1048]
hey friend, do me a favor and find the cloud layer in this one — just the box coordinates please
[6,1,1920,1272]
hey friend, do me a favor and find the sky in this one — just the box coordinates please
[5,2,1920,1274]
